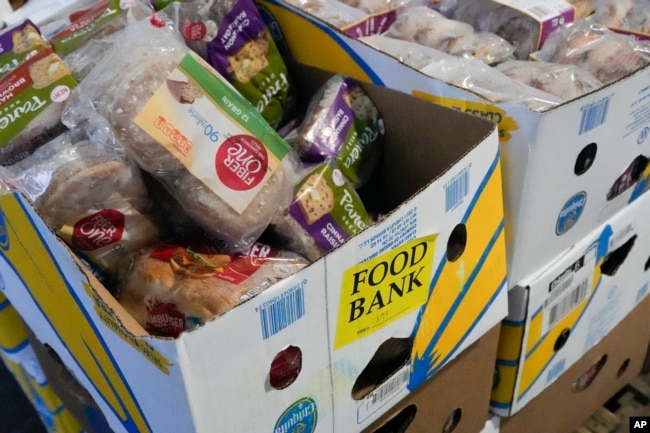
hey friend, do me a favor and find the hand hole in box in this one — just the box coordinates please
[442,408,462,433]
[572,354,608,392]
[645,255,650,272]
[554,328,571,352]
[371,404,417,433]
[574,143,597,176]
[446,224,467,263]
[351,337,412,400]
[606,155,649,201]
[600,235,636,277]
[492,365,500,390]
[616,358,630,378]
[269,345,302,390]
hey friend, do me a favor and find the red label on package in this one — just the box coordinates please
[71,209,125,251]
[216,134,269,191]
[145,299,186,337]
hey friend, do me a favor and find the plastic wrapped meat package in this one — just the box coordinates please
[495,60,603,100]
[62,20,299,253]
[116,241,310,337]
[0,114,163,276]
[383,5,516,64]
[360,34,563,111]
[534,20,650,84]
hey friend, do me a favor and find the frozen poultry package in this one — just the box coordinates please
[117,241,310,337]
[534,20,650,84]
[62,19,299,253]
[383,5,516,64]
[436,0,577,60]
[0,114,163,275]
[286,74,384,188]
[495,60,603,100]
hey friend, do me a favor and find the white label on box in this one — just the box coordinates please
[444,164,470,212]
[258,281,307,340]
[357,363,410,422]
[578,95,612,135]
[542,246,596,334]
[492,0,571,20]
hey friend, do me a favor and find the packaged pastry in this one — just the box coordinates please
[0,20,49,79]
[534,20,650,84]
[159,0,296,129]
[270,159,371,261]
[0,46,77,166]
[383,5,516,64]
[117,241,309,336]
[62,20,298,253]
[495,59,603,100]
[288,74,384,188]
[1,114,163,275]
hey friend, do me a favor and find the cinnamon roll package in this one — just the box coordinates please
[62,20,299,253]
[117,241,309,336]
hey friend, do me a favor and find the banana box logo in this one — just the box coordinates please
[0,192,171,433]
[335,236,436,350]
[409,154,507,390]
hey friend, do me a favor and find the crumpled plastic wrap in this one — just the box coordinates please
[282,0,365,29]
[336,0,412,14]
[383,5,516,64]
[117,241,310,336]
[0,114,163,275]
[590,0,650,35]
[62,20,299,253]
[534,20,650,84]
[495,59,603,100]
[360,34,563,111]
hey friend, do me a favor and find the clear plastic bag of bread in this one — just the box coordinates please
[437,0,576,60]
[269,158,371,262]
[0,113,164,276]
[116,240,310,337]
[590,0,650,35]
[157,0,296,130]
[283,0,365,28]
[534,20,650,85]
[495,60,603,101]
[61,18,300,254]
[286,74,384,188]
[360,34,563,111]
[383,5,516,65]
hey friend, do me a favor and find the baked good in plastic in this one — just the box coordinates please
[534,20,650,84]
[288,74,384,188]
[1,114,162,274]
[117,241,309,336]
[590,0,650,35]
[62,20,298,253]
[384,5,515,65]
[495,60,603,100]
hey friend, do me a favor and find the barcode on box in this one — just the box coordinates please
[547,279,589,329]
[445,166,470,212]
[259,286,305,340]
[579,97,610,135]
[545,275,574,306]
[358,364,410,421]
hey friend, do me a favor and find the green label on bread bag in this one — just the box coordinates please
[0,21,48,79]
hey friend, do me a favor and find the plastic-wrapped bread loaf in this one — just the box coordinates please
[62,20,299,253]
[534,20,650,84]
[117,242,309,336]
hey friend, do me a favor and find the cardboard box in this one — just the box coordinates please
[257,0,650,284]
[499,294,650,433]
[0,65,507,432]
[361,325,501,433]
[0,292,85,433]
[491,192,650,416]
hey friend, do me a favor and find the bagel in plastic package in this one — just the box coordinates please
[287,74,384,188]
[495,59,603,100]
[0,113,163,275]
[383,5,516,65]
[62,19,299,253]
[117,241,310,337]
[158,0,296,129]
[360,34,563,111]
[270,159,371,262]
[534,20,650,84]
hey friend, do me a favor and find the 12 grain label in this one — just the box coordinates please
[631,417,650,430]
